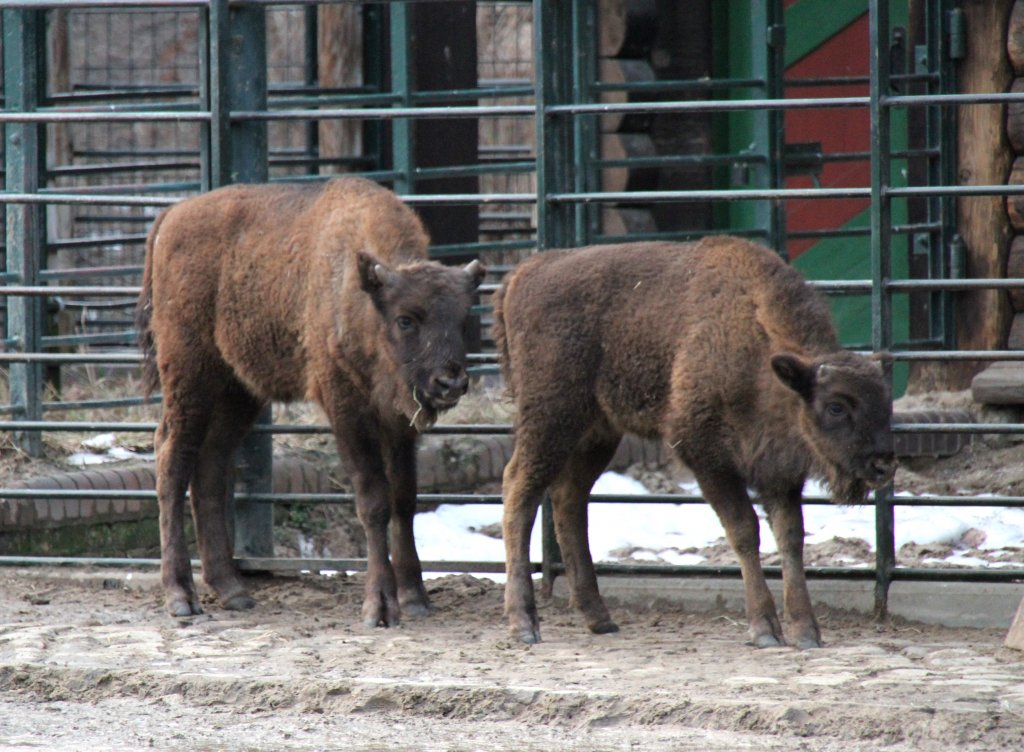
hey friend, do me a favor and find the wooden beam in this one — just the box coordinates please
[949,0,1015,387]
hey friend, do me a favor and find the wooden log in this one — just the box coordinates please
[599,0,657,58]
[971,360,1024,404]
[1007,595,1024,650]
[1007,235,1024,311]
[1008,79,1024,153]
[318,4,362,174]
[600,133,659,193]
[598,58,655,133]
[601,207,657,238]
[1007,157,1024,232]
[939,0,1015,388]
[1008,311,1024,348]
[1009,0,1024,75]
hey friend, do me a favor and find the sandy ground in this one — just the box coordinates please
[3,388,1024,749]
[1,568,1023,752]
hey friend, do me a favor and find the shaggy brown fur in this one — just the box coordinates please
[136,177,485,626]
[493,237,895,648]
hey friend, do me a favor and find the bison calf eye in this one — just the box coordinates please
[825,401,847,418]
[396,316,415,332]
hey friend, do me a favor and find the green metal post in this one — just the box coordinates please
[3,9,46,457]
[571,0,598,244]
[304,5,319,176]
[869,0,896,621]
[363,4,385,173]
[766,0,787,255]
[750,0,787,255]
[206,0,273,558]
[390,2,412,194]
[534,0,583,590]
[935,2,959,347]
[534,0,575,250]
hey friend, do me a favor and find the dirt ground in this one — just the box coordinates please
[3,389,1024,750]
[1,567,1023,752]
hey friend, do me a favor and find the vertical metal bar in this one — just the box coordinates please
[206,0,273,558]
[303,4,319,176]
[571,0,597,244]
[766,0,787,255]
[3,8,46,457]
[534,0,573,250]
[206,0,230,189]
[389,2,412,194]
[746,0,786,253]
[937,2,958,347]
[362,3,384,172]
[869,0,896,621]
[533,0,576,591]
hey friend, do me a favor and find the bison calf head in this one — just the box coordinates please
[771,351,896,504]
[358,251,486,429]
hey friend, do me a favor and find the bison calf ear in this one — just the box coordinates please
[356,251,397,292]
[463,259,486,292]
[770,353,816,401]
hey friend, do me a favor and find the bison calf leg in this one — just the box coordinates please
[353,474,401,628]
[765,494,822,649]
[697,466,785,648]
[155,413,207,617]
[387,438,431,617]
[190,390,264,612]
[549,439,621,635]
[502,451,546,644]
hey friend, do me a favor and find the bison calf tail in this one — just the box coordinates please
[491,281,516,400]
[135,209,166,399]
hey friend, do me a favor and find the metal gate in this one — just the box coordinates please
[2,0,1023,619]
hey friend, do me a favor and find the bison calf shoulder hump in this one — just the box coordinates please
[137,177,484,625]
[494,237,894,648]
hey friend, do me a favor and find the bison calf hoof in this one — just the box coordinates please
[751,633,784,649]
[399,600,431,619]
[789,633,823,650]
[167,598,203,618]
[222,593,256,611]
[362,594,401,629]
[363,614,400,629]
[512,625,542,644]
[398,586,432,618]
[588,619,620,635]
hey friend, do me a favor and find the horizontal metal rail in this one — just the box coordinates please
[0,418,1013,436]
[0,420,515,435]
[0,554,1018,584]
[10,278,1024,298]
[3,487,1023,510]
[6,183,1024,210]
[6,93,1020,128]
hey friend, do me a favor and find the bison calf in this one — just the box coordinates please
[136,177,484,626]
[493,237,894,648]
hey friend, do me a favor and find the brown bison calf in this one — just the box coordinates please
[136,177,484,626]
[493,237,895,648]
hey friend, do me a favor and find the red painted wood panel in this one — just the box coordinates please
[784,14,870,258]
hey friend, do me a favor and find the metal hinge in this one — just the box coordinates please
[783,141,823,183]
[947,8,966,60]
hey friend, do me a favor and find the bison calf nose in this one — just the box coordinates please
[431,369,469,403]
[870,455,897,484]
